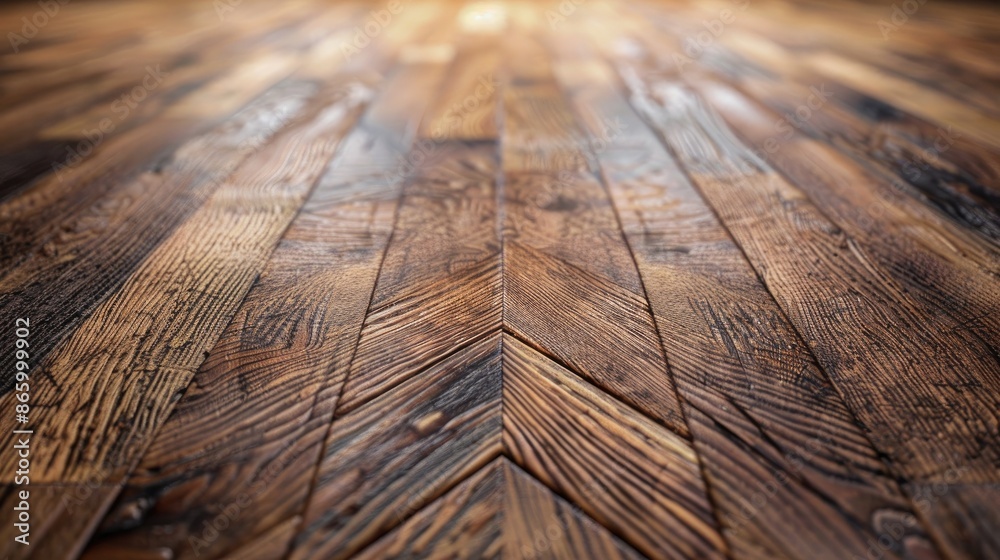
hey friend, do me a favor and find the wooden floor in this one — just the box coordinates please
[1,0,999,558]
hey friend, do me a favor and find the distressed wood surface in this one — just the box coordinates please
[1,0,998,558]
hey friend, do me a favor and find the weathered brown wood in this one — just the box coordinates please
[0,43,375,560]
[0,485,119,560]
[290,335,503,560]
[353,458,505,560]
[75,59,433,560]
[335,140,502,413]
[2,1,999,557]
[500,35,685,433]
[0,53,298,274]
[418,36,500,141]
[617,66,1000,558]
[353,458,645,560]
[502,334,726,559]
[501,460,644,560]
[557,55,940,560]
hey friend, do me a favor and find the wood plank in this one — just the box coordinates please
[335,141,502,413]
[502,334,727,559]
[0,53,373,560]
[501,460,644,560]
[557,56,941,560]
[0,53,298,275]
[353,458,505,560]
[80,54,445,560]
[353,457,645,560]
[0,77,314,398]
[690,77,1000,346]
[418,36,500,141]
[617,68,1000,558]
[501,36,592,173]
[500,36,685,433]
[701,30,1000,254]
[0,485,119,560]
[289,335,503,560]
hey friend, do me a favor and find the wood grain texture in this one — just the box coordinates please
[0,78,316,398]
[0,76,370,482]
[336,141,502,413]
[2,0,999,557]
[353,458,505,560]
[77,96,396,560]
[499,36,685,433]
[501,460,644,560]
[618,66,1000,557]
[557,55,938,560]
[290,335,503,560]
[502,334,726,559]
[353,458,644,560]
[0,485,119,560]
[74,34,448,558]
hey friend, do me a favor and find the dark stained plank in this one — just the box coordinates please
[669,26,1000,268]
[289,335,503,560]
[0,78,314,397]
[689,78,1000,345]
[502,334,727,559]
[0,53,298,274]
[805,51,1000,151]
[912,483,1000,560]
[557,55,941,560]
[703,29,1000,210]
[617,67,1000,558]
